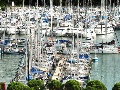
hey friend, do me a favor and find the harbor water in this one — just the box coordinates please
[90,30,120,90]
[90,53,120,90]
[0,31,120,90]
[0,54,21,85]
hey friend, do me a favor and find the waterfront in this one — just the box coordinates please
[0,31,120,90]
[0,2,119,89]
[90,53,120,90]
[90,30,120,90]
[0,54,21,85]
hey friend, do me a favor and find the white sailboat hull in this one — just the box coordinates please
[89,48,119,54]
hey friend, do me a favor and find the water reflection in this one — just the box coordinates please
[90,54,120,90]
[0,55,21,85]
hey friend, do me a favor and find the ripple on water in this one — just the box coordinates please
[90,54,120,90]
[0,54,22,85]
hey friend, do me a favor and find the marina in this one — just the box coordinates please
[0,32,120,90]
[0,0,120,89]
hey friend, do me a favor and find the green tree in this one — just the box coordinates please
[23,85,33,90]
[112,82,120,90]
[0,0,7,7]
[27,79,45,90]
[0,0,118,7]
[64,79,81,90]
[7,82,25,90]
[47,80,62,90]
[86,80,107,90]
[85,86,96,90]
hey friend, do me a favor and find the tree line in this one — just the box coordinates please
[6,79,120,90]
[0,0,119,7]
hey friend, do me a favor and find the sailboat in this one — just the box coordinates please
[92,37,98,62]
[92,53,99,62]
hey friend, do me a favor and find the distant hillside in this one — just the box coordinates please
[0,0,119,7]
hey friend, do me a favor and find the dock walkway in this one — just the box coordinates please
[51,54,66,81]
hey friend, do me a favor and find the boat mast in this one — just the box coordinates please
[117,0,119,15]
[109,0,111,13]
[77,0,79,81]
[50,0,53,35]
[60,0,62,14]
[23,0,24,9]
[105,0,108,36]
[44,0,46,9]
[27,0,32,82]
[101,0,105,21]
[36,0,42,72]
